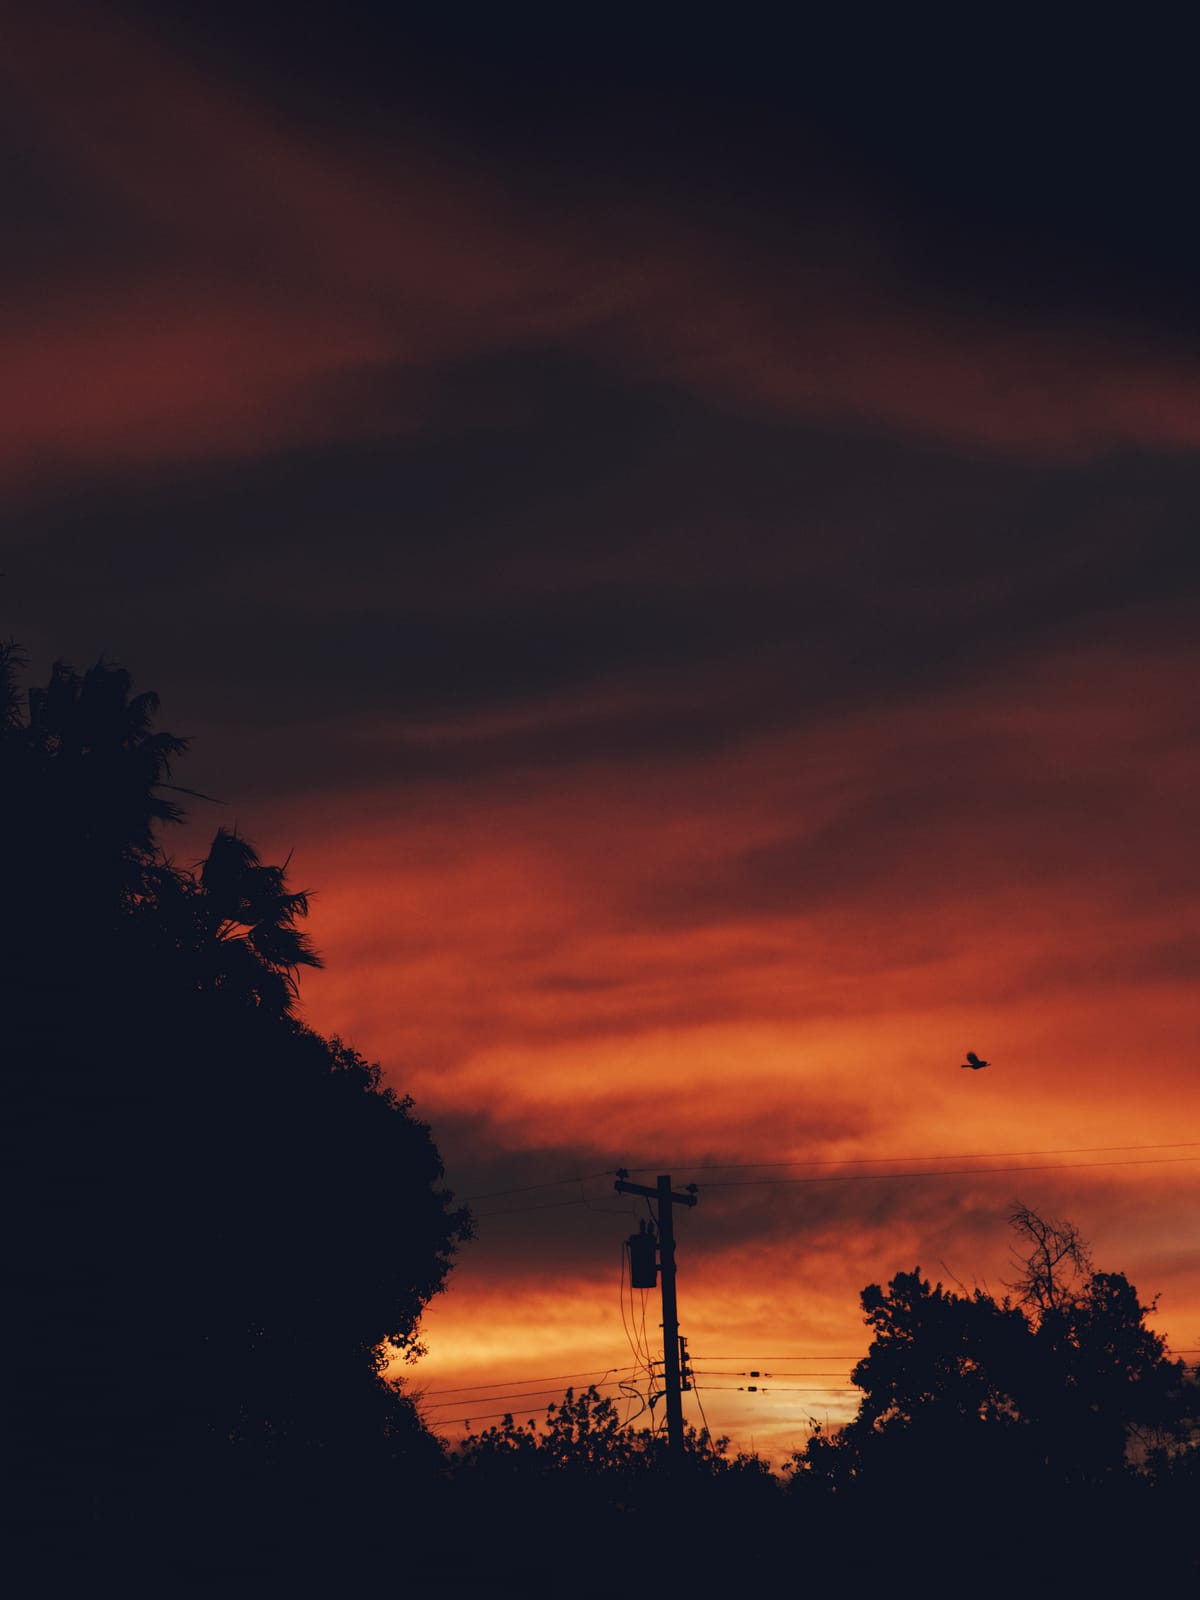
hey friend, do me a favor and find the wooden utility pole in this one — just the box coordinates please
[614,1170,698,1461]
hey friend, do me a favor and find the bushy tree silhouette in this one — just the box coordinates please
[452,1383,745,1480]
[447,1387,778,1590]
[1,651,470,1585]
[791,1210,1197,1585]
[799,1243,1183,1492]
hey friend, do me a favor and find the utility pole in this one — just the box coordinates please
[615,1170,698,1462]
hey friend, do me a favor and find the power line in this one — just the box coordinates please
[694,1370,855,1378]
[437,1354,1196,1426]
[749,1387,860,1394]
[618,1141,1200,1176]
[416,1365,636,1397]
[618,1243,655,1412]
[469,1143,1200,1213]
[697,1385,859,1394]
[472,1196,593,1219]
[420,1339,1197,1402]
[618,1239,658,1429]
[618,1381,649,1429]
[692,1387,716,1455]
[689,1367,717,1460]
[702,1153,1200,1188]
[421,1377,631,1411]
[691,1353,863,1361]
[462,1170,612,1203]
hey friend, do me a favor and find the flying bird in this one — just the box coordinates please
[961,1051,989,1070]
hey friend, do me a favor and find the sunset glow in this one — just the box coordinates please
[9,2,1200,1475]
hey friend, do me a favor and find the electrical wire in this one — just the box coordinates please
[702,1153,1200,1187]
[462,1170,612,1203]
[691,1354,864,1361]
[690,1380,716,1459]
[694,1370,855,1378]
[617,1140,1200,1175]
[754,1386,860,1394]
[697,1385,859,1393]
[636,1192,666,1426]
[471,1196,593,1219]
[617,1241,656,1428]
[618,1246,640,1381]
[418,1365,636,1397]
[472,1146,1200,1214]
[419,1337,1184,1401]
[619,1384,648,1428]
[618,1246,647,1380]
[421,1376,630,1411]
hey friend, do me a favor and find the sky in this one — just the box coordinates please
[5,5,1200,1462]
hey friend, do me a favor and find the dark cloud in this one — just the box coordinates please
[6,6,1200,517]
[417,1100,1199,1316]
[10,372,1200,812]
[108,4,1200,315]
[647,749,1195,928]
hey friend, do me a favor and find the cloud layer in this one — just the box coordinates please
[6,5,1200,1462]
[6,5,1200,490]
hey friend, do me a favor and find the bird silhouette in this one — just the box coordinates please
[961,1051,989,1070]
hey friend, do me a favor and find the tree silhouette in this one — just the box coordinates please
[2,650,470,1585]
[790,1213,1198,1585]
[799,1230,1184,1494]
[452,1383,740,1479]
[1005,1200,1092,1312]
[447,1387,778,1590]
[143,825,324,1012]
[200,826,320,980]
[12,655,188,897]
[798,1267,1037,1499]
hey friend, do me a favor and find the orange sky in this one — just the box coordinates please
[278,631,1200,1461]
[6,3,1200,1466]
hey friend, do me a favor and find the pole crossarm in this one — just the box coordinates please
[614,1171,698,1207]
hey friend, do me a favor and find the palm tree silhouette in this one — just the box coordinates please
[186,826,322,1011]
[3,653,318,1014]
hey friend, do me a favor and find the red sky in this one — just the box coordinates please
[6,4,1200,1462]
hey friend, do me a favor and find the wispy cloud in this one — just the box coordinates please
[6,6,1200,483]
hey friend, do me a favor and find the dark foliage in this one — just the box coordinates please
[788,1218,1200,1586]
[2,651,469,1585]
[445,1387,781,1592]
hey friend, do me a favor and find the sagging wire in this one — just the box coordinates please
[420,1365,637,1397]
[618,1238,655,1429]
[423,1375,631,1412]
[691,1379,717,1461]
